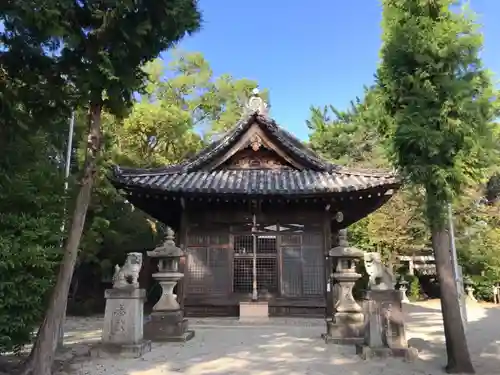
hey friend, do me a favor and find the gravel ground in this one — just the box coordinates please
[56,301,500,375]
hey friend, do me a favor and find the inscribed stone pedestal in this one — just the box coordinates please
[90,288,151,358]
[355,290,418,362]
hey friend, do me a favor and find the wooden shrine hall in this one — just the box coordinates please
[110,92,399,317]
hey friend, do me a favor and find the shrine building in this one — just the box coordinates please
[110,93,399,317]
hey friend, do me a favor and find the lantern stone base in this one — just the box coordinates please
[89,340,151,359]
[322,312,365,345]
[239,301,269,322]
[355,344,419,362]
[144,310,195,342]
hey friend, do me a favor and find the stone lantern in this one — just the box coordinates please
[323,229,365,344]
[398,278,410,303]
[143,227,194,342]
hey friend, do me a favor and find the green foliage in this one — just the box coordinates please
[0,38,74,136]
[307,87,388,168]
[117,101,201,167]
[408,275,421,301]
[377,0,498,226]
[361,188,429,260]
[455,195,500,288]
[307,88,429,257]
[144,52,268,138]
[468,275,496,302]
[0,133,66,353]
[1,1,202,359]
[2,0,201,114]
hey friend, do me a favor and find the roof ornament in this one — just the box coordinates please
[246,87,268,116]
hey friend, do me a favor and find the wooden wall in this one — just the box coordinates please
[178,202,330,317]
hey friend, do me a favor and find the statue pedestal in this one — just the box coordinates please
[355,290,418,362]
[90,288,151,358]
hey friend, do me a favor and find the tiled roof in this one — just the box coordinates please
[111,110,400,196]
[112,169,399,196]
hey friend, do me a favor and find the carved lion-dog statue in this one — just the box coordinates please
[363,252,395,291]
[112,252,143,289]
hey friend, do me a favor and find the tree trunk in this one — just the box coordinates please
[20,102,102,375]
[431,224,475,373]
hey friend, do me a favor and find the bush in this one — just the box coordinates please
[408,275,421,301]
[469,275,496,302]
[0,134,65,353]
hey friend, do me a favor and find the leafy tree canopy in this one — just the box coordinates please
[377,0,499,221]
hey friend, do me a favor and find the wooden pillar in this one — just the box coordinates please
[326,225,339,317]
[177,208,188,310]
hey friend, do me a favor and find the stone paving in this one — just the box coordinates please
[57,301,500,375]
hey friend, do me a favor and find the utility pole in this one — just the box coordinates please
[448,202,467,331]
[57,112,75,349]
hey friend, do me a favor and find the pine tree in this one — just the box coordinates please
[377,1,498,373]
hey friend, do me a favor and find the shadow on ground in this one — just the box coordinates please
[4,302,500,375]
[403,302,500,375]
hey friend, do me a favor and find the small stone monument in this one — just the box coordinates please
[322,229,365,345]
[90,252,151,358]
[143,227,194,342]
[355,252,418,361]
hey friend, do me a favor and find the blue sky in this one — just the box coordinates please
[168,0,499,140]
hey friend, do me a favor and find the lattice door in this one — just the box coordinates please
[280,224,324,297]
[185,229,231,295]
[232,221,279,295]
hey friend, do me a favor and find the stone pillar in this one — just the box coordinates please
[322,229,365,345]
[143,228,195,342]
[90,252,151,358]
